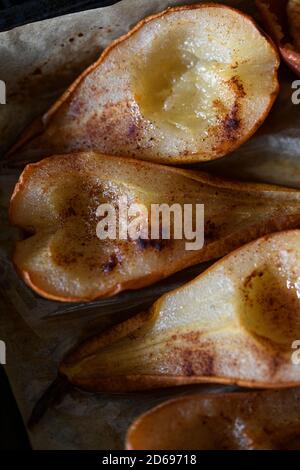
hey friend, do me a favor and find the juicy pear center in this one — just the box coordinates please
[240,263,300,346]
[134,33,242,138]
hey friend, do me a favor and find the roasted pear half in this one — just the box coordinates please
[257,0,300,76]
[8,4,279,165]
[60,230,300,390]
[10,153,300,302]
[126,388,300,450]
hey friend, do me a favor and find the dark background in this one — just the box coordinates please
[0,0,120,450]
[0,367,30,448]
[0,0,119,31]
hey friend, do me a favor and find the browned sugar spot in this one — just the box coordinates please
[223,103,240,139]
[213,99,227,115]
[221,76,246,141]
[166,331,215,377]
[62,206,77,218]
[244,269,264,290]
[54,250,84,266]
[228,75,246,99]
[102,254,119,273]
[127,123,139,137]
[180,331,202,343]
[85,101,143,155]
[204,220,219,241]
[180,348,215,377]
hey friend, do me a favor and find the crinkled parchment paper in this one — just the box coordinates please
[0,0,299,450]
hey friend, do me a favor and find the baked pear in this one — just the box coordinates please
[60,230,300,390]
[257,0,300,76]
[126,388,300,450]
[10,153,300,302]
[8,4,279,165]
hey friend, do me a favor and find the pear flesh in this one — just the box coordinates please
[8,4,279,164]
[61,230,300,390]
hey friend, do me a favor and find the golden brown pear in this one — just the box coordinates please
[60,230,300,390]
[257,0,300,76]
[126,388,300,450]
[8,4,279,165]
[10,153,300,302]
